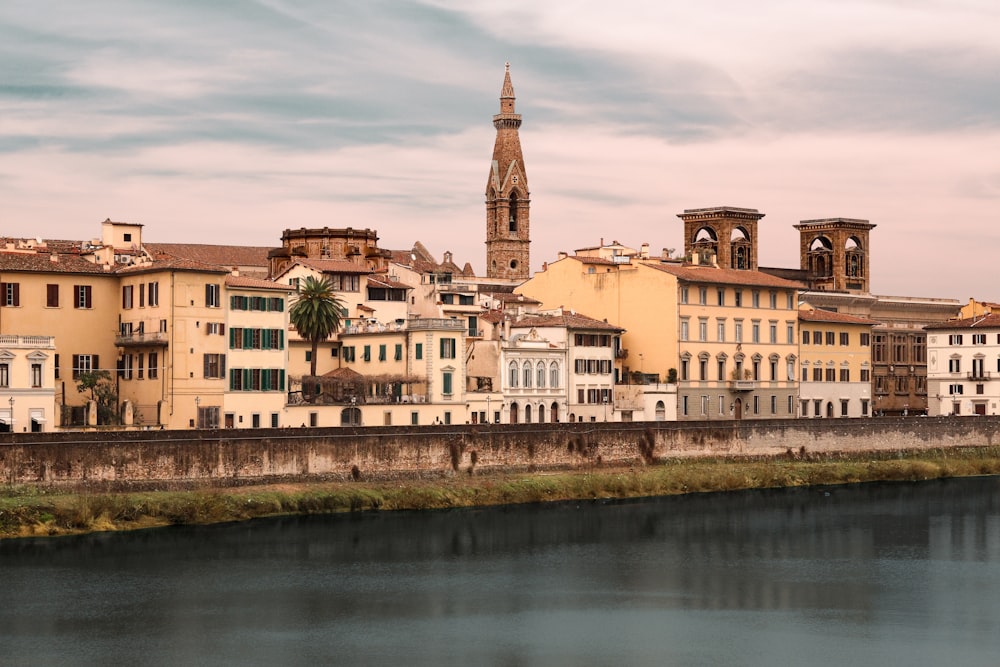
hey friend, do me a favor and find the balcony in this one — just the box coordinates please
[116,331,169,347]
[968,371,991,381]
[0,334,55,349]
[730,380,756,391]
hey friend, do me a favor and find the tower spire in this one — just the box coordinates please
[485,64,530,281]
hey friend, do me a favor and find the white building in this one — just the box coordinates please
[925,314,1000,416]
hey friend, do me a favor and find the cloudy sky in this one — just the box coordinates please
[1,1,998,298]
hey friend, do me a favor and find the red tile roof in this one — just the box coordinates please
[117,257,229,275]
[925,314,1000,330]
[145,243,271,270]
[0,251,110,275]
[293,258,372,274]
[645,262,806,289]
[513,311,624,332]
[798,308,880,326]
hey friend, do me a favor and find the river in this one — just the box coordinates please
[2,477,999,666]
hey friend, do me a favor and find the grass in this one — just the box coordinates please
[3,446,1000,539]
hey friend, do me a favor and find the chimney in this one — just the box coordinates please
[50,253,59,263]
[640,243,650,259]
[557,251,568,260]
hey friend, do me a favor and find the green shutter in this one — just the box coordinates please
[243,368,251,391]
[278,329,284,349]
[262,368,271,391]
[262,329,271,349]
[279,369,285,391]
[415,343,422,360]
[244,328,252,349]
[229,328,236,349]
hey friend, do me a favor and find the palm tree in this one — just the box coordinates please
[289,275,346,377]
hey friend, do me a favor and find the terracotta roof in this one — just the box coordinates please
[512,311,624,332]
[366,275,411,290]
[0,252,110,275]
[645,262,806,289]
[489,291,540,304]
[925,314,1000,330]
[144,243,271,269]
[225,275,294,291]
[798,308,880,326]
[117,256,229,275]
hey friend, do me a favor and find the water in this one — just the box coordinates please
[2,477,1000,666]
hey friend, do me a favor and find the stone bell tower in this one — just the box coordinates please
[485,63,530,281]
[794,218,876,293]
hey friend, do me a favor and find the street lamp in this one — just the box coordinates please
[486,395,491,424]
[8,396,13,428]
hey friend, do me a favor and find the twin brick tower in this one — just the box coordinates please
[484,64,874,293]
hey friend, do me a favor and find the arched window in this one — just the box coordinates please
[550,401,559,422]
[537,403,545,423]
[523,361,532,388]
[655,401,666,421]
[549,361,560,388]
[536,361,546,388]
[508,361,518,388]
[509,193,518,233]
[510,402,519,424]
[524,403,532,422]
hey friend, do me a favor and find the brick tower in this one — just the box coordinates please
[485,63,530,281]
[794,218,876,293]
[678,206,764,270]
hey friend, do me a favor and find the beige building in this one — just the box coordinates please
[516,240,803,421]
[797,306,878,418]
[925,314,1000,416]
[0,334,57,432]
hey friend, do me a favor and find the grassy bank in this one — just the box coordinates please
[3,446,1000,539]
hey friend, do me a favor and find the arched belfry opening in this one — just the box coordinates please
[795,218,876,293]
[679,207,763,270]
[485,63,530,281]
[730,226,752,270]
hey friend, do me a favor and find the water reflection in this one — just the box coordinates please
[3,478,1000,666]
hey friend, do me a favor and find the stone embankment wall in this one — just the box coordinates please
[0,417,997,488]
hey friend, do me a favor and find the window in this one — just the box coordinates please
[415,343,423,360]
[802,330,811,344]
[46,284,59,308]
[787,293,795,309]
[440,338,456,359]
[523,361,532,387]
[149,353,158,379]
[861,368,870,381]
[148,281,159,307]
[717,288,725,306]
[699,358,708,381]
[771,395,777,414]
[825,331,835,346]
[682,395,688,417]
[860,332,870,346]
[973,334,986,345]
[734,320,743,343]
[753,395,759,414]
[0,364,7,387]
[948,384,964,395]
[769,292,777,309]
[734,290,743,307]
[137,353,144,380]
[536,362,546,388]
[680,357,690,381]
[206,322,224,336]
[197,406,220,429]
[949,334,964,345]
[508,361,518,388]
[0,282,20,307]
[30,363,42,388]
[550,362,560,388]
[119,354,133,380]
[378,344,386,361]
[72,354,98,379]
[841,400,849,417]
[442,371,454,396]
[680,286,689,304]
[752,291,760,308]
[74,285,92,309]
[205,284,221,308]
[840,368,850,382]
[769,359,777,381]
[362,345,371,362]
[949,358,961,373]
[395,344,403,361]
[787,324,795,345]
[680,319,689,341]
[139,283,145,308]
[122,285,134,309]
[717,320,726,342]
[342,346,356,362]
[718,359,726,381]
[699,319,708,342]
[203,353,225,379]
[769,323,777,344]
[825,368,836,382]
[752,321,760,343]
[698,287,707,305]
[840,332,849,346]
[813,367,823,381]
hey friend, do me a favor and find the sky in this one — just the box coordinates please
[1,1,998,299]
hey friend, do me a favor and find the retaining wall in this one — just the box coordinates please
[0,417,997,488]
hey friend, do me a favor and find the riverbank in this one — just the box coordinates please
[3,446,1000,539]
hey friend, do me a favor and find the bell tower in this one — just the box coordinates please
[794,218,876,293]
[485,63,530,281]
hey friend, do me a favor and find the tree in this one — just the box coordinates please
[76,370,120,425]
[289,275,346,377]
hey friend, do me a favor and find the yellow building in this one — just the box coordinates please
[797,306,878,418]
[516,248,802,420]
